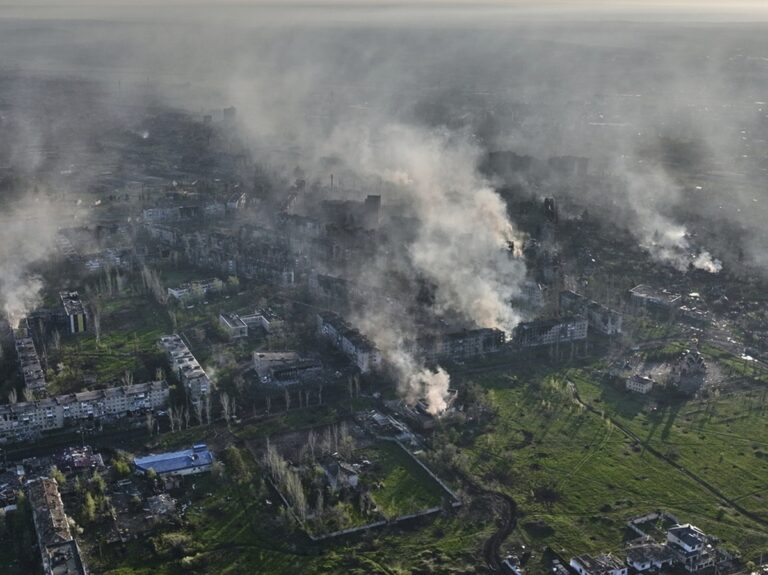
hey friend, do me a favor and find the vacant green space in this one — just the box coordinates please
[361,442,445,519]
[49,295,170,393]
[569,364,768,527]
[456,366,768,562]
[94,439,489,575]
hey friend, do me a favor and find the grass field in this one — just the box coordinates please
[455,364,768,564]
[360,442,445,519]
[94,439,489,575]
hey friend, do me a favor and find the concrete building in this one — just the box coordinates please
[134,444,214,477]
[14,324,47,398]
[626,544,675,572]
[167,278,223,301]
[158,335,210,402]
[317,312,381,373]
[570,554,628,575]
[59,291,87,334]
[626,375,654,394]
[27,477,88,575]
[0,381,169,443]
[560,290,622,336]
[629,284,681,311]
[219,313,249,339]
[666,524,718,572]
[417,328,506,361]
[513,316,588,348]
[253,351,322,385]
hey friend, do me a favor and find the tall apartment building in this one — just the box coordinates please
[60,291,87,334]
[27,477,88,575]
[159,334,211,401]
[0,381,168,443]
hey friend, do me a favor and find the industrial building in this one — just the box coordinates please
[134,444,214,477]
[27,477,88,575]
[0,381,168,443]
[59,291,87,334]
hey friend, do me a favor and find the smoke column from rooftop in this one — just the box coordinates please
[343,124,526,414]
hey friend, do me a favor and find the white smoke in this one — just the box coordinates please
[0,198,61,327]
[625,168,721,274]
[340,124,526,413]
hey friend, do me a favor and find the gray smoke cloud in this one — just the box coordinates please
[0,198,62,327]
[326,123,526,413]
[4,2,768,404]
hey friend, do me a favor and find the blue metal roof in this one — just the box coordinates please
[134,444,214,475]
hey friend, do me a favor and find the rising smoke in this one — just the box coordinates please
[3,2,768,407]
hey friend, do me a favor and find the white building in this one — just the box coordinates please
[317,312,381,373]
[219,313,248,339]
[0,381,168,443]
[158,335,211,401]
[666,524,717,572]
[513,316,588,348]
[570,554,628,575]
[626,544,675,573]
[626,374,654,394]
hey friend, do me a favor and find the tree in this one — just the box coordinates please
[114,459,131,478]
[146,468,158,482]
[223,446,251,483]
[91,472,106,495]
[49,465,66,486]
[82,492,97,524]
[220,391,232,425]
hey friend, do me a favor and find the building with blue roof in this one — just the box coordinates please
[133,444,214,477]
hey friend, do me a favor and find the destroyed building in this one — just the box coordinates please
[59,291,87,335]
[317,312,382,373]
[512,316,588,348]
[0,381,169,443]
[158,335,210,402]
[27,477,88,575]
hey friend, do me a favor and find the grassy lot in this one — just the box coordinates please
[360,442,445,519]
[49,295,170,393]
[569,366,768,528]
[95,436,490,575]
[456,367,768,563]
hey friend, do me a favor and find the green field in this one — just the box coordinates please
[93,440,489,575]
[360,442,446,519]
[454,364,768,564]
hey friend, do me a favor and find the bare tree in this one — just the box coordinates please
[52,330,61,352]
[155,367,165,382]
[204,393,212,425]
[220,391,232,425]
[284,388,291,411]
[122,370,133,387]
[7,388,17,404]
[192,400,203,426]
[145,412,154,435]
[265,395,271,414]
[307,429,317,461]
